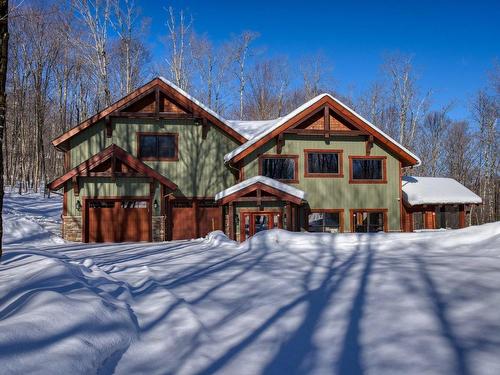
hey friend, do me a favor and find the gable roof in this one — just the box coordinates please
[215,175,306,205]
[47,144,178,191]
[402,176,482,206]
[51,77,247,151]
[224,94,421,167]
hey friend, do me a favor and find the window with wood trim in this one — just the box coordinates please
[351,210,387,232]
[349,156,386,183]
[259,155,298,182]
[137,133,178,160]
[308,210,343,233]
[304,149,343,177]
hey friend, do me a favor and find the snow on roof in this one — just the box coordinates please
[226,118,284,140]
[223,93,422,166]
[215,175,306,201]
[402,176,482,206]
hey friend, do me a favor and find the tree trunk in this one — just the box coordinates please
[0,0,8,257]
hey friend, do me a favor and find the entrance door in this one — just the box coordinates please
[240,211,282,240]
[87,199,150,242]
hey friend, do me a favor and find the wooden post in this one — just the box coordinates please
[286,203,292,230]
[458,204,465,228]
[439,205,446,229]
[165,197,172,241]
[324,106,330,139]
[424,208,435,229]
[228,202,235,240]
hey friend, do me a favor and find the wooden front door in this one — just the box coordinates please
[87,199,150,242]
[240,211,282,241]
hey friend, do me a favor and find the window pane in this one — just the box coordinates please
[139,135,157,158]
[308,212,340,233]
[158,135,176,158]
[308,153,339,174]
[368,212,384,232]
[262,158,295,180]
[352,159,383,180]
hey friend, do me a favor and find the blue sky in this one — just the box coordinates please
[141,0,499,120]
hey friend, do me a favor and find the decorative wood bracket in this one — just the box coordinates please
[366,135,374,155]
[276,133,285,154]
[324,106,330,139]
[202,118,209,140]
[256,189,262,208]
[105,116,112,138]
[155,87,160,120]
[72,176,79,196]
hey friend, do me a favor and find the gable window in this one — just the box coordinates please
[308,210,343,233]
[305,149,343,177]
[259,155,298,182]
[138,133,178,160]
[351,210,387,232]
[349,156,386,183]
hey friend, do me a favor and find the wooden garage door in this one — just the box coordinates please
[87,199,150,242]
[171,199,222,240]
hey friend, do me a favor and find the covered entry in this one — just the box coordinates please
[215,176,306,241]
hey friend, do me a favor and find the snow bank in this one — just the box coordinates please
[1,192,499,375]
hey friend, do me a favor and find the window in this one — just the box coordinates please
[350,156,386,183]
[305,150,343,177]
[352,210,386,232]
[308,210,343,233]
[138,133,177,160]
[259,155,298,182]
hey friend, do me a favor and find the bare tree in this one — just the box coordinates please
[164,6,192,90]
[300,53,332,100]
[230,31,258,120]
[0,0,8,254]
[73,0,113,107]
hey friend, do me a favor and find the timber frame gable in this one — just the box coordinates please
[224,94,421,168]
[52,77,247,151]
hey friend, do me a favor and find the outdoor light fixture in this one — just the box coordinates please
[153,200,159,209]
[76,200,82,211]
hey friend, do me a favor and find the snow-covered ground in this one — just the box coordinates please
[1,192,500,375]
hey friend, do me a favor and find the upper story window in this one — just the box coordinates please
[305,149,343,177]
[349,156,386,183]
[259,155,298,182]
[138,133,178,161]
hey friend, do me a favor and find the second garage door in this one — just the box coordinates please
[171,199,222,240]
[87,199,150,242]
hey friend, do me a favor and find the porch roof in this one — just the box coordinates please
[215,176,306,205]
[402,176,482,206]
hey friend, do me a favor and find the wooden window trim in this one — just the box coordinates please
[136,132,179,161]
[258,154,299,184]
[348,155,387,184]
[349,208,388,232]
[306,208,344,233]
[304,149,344,178]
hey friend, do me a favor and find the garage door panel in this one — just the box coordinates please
[87,199,150,242]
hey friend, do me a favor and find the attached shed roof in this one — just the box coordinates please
[215,176,306,204]
[402,176,482,206]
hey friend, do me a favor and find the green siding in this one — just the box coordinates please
[243,135,402,231]
[69,118,239,197]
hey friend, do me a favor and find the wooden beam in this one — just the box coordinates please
[155,87,160,119]
[284,128,365,136]
[324,106,330,139]
[256,189,262,208]
[110,112,197,120]
[231,196,281,202]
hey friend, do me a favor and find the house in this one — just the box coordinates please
[47,77,481,242]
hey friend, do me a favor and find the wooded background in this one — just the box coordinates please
[5,0,499,224]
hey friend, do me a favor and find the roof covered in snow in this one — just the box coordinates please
[402,176,482,206]
[223,93,421,166]
[215,175,306,202]
[225,118,284,140]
